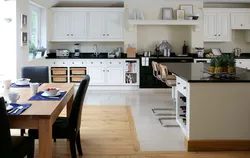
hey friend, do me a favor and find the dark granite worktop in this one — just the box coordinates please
[161,63,250,82]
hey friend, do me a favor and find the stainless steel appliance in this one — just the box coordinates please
[74,44,80,57]
[233,47,242,57]
[56,49,69,57]
[195,47,204,57]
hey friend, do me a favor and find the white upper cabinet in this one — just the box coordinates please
[51,8,124,42]
[88,11,124,41]
[88,12,105,39]
[231,12,250,30]
[70,12,87,40]
[105,12,124,40]
[204,9,231,42]
[52,11,70,40]
[52,10,87,41]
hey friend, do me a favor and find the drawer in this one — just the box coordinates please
[176,77,188,96]
[51,75,68,83]
[70,68,86,75]
[51,60,68,66]
[69,60,86,66]
[51,67,68,75]
[87,60,106,66]
[70,75,85,83]
[107,60,123,67]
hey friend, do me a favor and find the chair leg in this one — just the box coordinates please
[54,138,56,142]
[76,132,83,156]
[70,138,77,158]
[20,129,25,136]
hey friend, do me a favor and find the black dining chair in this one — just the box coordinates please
[21,66,49,83]
[0,97,34,158]
[28,75,90,158]
[20,66,49,136]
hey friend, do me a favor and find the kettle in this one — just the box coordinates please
[233,48,242,57]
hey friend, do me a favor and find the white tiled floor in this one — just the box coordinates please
[84,89,186,151]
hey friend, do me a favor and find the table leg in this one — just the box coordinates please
[67,95,74,117]
[39,119,52,158]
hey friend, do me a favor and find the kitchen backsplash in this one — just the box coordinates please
[204,30,250,53]
[49,42,124,53]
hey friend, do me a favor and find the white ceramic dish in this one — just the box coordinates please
[16,78,30,85]
[43,88,60,96]
[41,92,61,97]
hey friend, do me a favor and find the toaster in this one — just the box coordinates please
[56,49,69,57]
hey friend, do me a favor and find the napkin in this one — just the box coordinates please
[8,103,32,115]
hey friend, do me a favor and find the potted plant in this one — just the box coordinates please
[228,54,236,74]
[215,56,223,73]
[209,58,215,73]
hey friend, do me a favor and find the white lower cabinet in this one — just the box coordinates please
[88,67,106,85]
[107,68,124,85]
[236,59,250,69]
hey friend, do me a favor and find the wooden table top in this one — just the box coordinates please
[0,83,75,119]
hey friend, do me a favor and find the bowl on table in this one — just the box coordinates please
[15,78,31,85]
[43,87,60,97]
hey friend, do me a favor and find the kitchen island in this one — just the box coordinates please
[161,63,250,151]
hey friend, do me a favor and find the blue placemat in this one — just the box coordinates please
[29,91,66,101]
[8,103,32,115]
[11,83,43,88]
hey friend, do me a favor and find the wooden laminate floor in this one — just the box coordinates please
[31,106,250,158]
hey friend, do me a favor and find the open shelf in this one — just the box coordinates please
[176,118,187,136]
[128,20,200,26]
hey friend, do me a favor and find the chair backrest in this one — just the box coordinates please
[0,97,13,156]
[152,61,160,77]
[21,66,49,83]
[159,64,168,80]
[68,75,90,135]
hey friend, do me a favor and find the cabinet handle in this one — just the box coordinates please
[91,62,93,64]
[240,62,242,64]
[119,62,121,64]
[241,24,243,26]
[215,34,217,36]
[54,62,56,64]
[103,70,105,72]
[67,34,69,36]
[110,62,112,64]
[107,34,109,36]
[63,62,65,64]
[103,34,105,36]
[72,62,74,64]
[82,62,84,64]
[183,87,186,90]
[100,62,102,64]
[107,70,109,72]
[178,82,180,85]
[218,35,221,36]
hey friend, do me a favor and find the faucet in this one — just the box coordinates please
[93,44,99,57]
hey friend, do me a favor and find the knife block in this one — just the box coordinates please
[127,48,136,58]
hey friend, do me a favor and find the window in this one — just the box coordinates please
[29,4,41,59]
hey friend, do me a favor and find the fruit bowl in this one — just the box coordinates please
[44,87,60,96]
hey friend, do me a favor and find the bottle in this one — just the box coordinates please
[182,41,188,55]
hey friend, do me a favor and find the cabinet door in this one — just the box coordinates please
[231,13,250,29]
[107,68,124,85]
[105,12,124,40]
[52,11,70,40]
[88,68,106,85]
[204,12,217,41]
[217,12,231,42]
[70,12,87,40]
[88,12,105,39]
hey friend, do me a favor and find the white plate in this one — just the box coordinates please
[6,105,13,111]
[41,92,61,97]
[15,81,29,86]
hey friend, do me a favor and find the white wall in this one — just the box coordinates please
[204,30,250,53]
[124,0,204,55]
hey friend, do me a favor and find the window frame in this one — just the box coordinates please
[29,3,41,48]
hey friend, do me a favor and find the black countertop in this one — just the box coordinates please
[161,63,250,83]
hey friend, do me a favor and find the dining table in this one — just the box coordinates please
[0,83,75,158]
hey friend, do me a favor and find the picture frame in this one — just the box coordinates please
[177,10,185,20]
[21,32,28,47]
[162,8,173,20]
[21,14,27,28]
[180,5,193,20]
